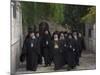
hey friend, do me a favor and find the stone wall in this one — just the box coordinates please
[11,1,23,74]
[85,23,96,53]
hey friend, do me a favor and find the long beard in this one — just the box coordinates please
[32,36,35,39]
[74,36,77,40]
[54,38,58,41]
[54,41,59,48]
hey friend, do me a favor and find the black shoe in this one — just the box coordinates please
[44,64,48,67]
[71,66,76,69]
[77,63,80,66]
[27,69,36,71]
[33,69,36,71]
[67,66,71,71]
[54,68,59,71]
[67,68,71,71]
[38,63,42,65]
[48,64,51,66]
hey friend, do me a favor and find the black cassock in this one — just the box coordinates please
[78,37,85,57]
[64,37,69,64]
[67,38,76,67]
[37,37,42,64]
[59,39,68,65]
[22,37,40,71]
[42,34,53,66]
[74,38,81,65]
[20,33,31,63]
[52,40,64,70]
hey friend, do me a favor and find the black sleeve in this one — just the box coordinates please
[42,37,46,47]
[51,41,55,56]
[82,38,86,50]
[20,38,28,62]
[36,39,41,55]
[22,39,28,55]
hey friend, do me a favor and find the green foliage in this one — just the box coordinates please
[21,2,64,27]
[64,5,90,27]
[63,5,96,31]
[50,4,64,24]
[82,6,96,24]
[21,2,96,32]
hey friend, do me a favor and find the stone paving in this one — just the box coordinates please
[16,50,96,74]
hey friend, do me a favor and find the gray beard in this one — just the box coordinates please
[54,38,58,41]
[32,36,35,39]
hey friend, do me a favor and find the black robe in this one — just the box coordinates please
[23,37,40,71]
[39,36,44,58]
[20,34,30,62]
[52,40,63,70]
[37,37,42,64]
[64,37,69,64]
[67,38,76,66]
[59,39,68,65]
[74,38,81,65]
[78,37,85,57]
[42,34,53,65]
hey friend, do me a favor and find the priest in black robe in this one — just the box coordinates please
[36,31,42,65]
[78,32,85,57]
[67,33,76,70]
[73,32,81,66]
[21,30,40,71]
[52,32,63,70]
[42,30,53,67]
[59,32,68,66]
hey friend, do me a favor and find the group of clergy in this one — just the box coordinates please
[20,26,85,71]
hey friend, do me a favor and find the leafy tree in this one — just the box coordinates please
[81,6,96,24]
[20,2,96,33]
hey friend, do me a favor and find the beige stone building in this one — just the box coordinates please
[11,1,23,74]
[84,23,96,53]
